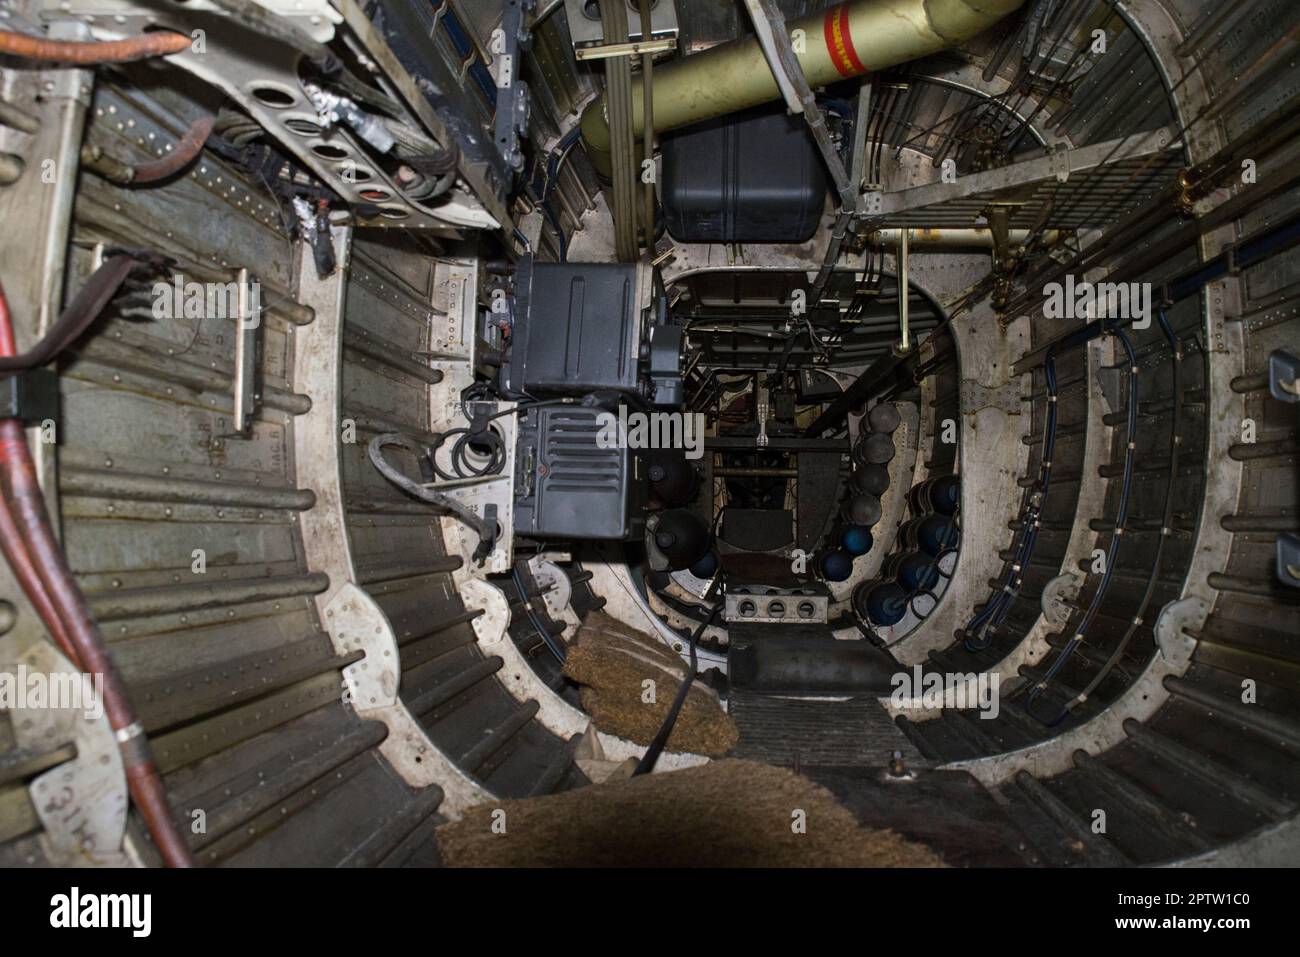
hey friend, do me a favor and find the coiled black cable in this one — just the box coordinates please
[367,433,496,563]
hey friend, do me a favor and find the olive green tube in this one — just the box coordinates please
[580,0,1027,175]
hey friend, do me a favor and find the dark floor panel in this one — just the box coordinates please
[805,767,1042,867]
[729,691,929,768]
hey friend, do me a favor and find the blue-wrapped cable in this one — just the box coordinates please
[1043,306,1183,724]
[1026,323,1139,714]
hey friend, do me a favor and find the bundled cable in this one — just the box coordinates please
[1026,323,1140,718]
[427,420,507,482]
[0,250,166,377]
[964,350,1059,651]
[1044,307,1183,723]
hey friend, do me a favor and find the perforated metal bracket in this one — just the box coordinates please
[960,378,1023,415]
[41,0,498,232]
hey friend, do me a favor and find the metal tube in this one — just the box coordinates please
[896,227,910,354]
[713,467,799,478]
[580,0,1028,173]
[869,227,1062,248]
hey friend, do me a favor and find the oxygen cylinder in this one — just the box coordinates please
[850,463,890,497]
[689,549,719,580]
[915,514,959,556]
[867,402,901,434]
[842,493,882,527]
[857,431,896,465]
[928,475,960,515]
[897,551,941,591]
[841,525,874,556]
[854,580,908,626]
[819,549,854,582]
[646,450,697,507]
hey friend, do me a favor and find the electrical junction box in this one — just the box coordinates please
[563,0,679,50]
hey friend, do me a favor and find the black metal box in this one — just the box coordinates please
[512,404,646,541]
[661,106,828,244]
[504,258,645,398]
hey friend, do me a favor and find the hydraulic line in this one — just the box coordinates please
[1046,307,1183,722]
[0,28,191,64]
[1025,324,1139,715]
[0,280,194,867]
[83,114,215,185]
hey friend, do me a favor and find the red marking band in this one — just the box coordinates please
[823,4,868,78]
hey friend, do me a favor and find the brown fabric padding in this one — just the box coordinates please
[436,759,947,867]
[562,612,738,757]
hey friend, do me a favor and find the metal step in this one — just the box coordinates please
[728,691,930,768]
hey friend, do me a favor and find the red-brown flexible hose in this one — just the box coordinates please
[0,281,194,867]
[131,114,214,184]
[0,29,192,65]
[0,456,77,663]
[0,296,76,662]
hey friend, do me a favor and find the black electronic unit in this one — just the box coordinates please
[503,257,645,398]
[512,403,646,541]
[661,105,828,244]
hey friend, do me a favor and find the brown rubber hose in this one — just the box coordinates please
[0,282,194,867]
[132,114,215,183]
[0,29,192,64]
